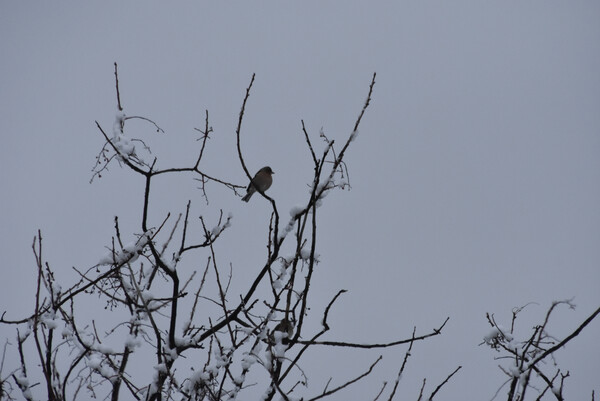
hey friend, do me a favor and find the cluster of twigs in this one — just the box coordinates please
[483,301,600,401]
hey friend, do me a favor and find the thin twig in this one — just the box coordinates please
[428,365,461,400]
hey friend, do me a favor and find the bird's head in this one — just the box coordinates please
[261,166,274,175]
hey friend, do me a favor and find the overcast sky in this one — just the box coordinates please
[1,2,599,400]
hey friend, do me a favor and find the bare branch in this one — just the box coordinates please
[428,366,461,401]
[306,356,383,401]
[298,317,449,349]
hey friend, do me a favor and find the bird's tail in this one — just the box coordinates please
[241,193,252,202]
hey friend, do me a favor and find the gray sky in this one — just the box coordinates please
[1,2,599,400]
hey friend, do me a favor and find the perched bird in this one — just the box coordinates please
[273,318,294,339]
[242,166,274,202]
[268,317,294,344]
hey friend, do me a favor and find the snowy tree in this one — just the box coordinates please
[1,65,597,401]
[0,66,452,401]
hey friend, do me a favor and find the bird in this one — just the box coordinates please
[268,317,294,345]
[273,318,294,339]
[242,166,274,202]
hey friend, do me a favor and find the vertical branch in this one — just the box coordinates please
[201,217,235,346]
[387,327,418,400]
[31,232,58,400]
[301,120,318,166]
[235,73,256,182]
[194,110,212,169]
[114,62,123,112]
[353,72,376,133]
